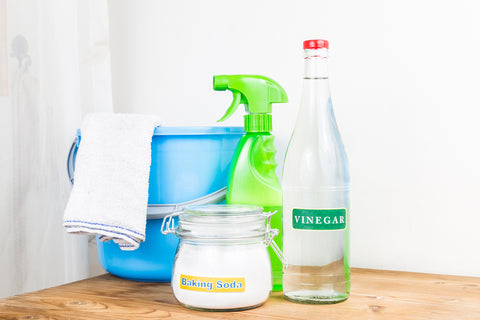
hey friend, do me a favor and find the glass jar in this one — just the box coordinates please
[163,204,280,311]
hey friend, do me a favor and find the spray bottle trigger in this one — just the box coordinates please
[218,91,244,122]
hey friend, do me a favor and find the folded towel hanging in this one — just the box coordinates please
[64,113,161,250]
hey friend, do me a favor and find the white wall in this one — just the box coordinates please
[0,0,112,297]
[0,97,14,290]
[108,0,480,277]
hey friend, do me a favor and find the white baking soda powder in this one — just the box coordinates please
[172,242,272,310]
[164,204,278,311]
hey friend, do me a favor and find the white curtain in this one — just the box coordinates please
[0,0,112,298]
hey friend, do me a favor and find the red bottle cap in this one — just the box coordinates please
[303,39,329,49]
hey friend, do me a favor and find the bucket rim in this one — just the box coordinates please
[75,126,244,137]
[153,126,244,136]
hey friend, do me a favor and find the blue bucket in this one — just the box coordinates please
[67,126,243,281]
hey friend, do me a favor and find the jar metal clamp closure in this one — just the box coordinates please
[161,207,286,265]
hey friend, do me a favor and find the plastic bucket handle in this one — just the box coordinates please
[67,136,79,185]
[151,187,226,220]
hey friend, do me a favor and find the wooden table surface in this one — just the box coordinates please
[0,268,479,320]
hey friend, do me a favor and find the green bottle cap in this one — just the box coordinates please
[244,114,272,132]
[214,75,288,132]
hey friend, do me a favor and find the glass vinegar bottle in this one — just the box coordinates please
[282,39,350,304]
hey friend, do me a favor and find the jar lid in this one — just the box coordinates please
[176,204,268,241]
[183,204,263,217]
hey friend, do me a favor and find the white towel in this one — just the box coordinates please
[64,113,161,250]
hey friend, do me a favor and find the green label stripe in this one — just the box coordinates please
[292,208,346,230]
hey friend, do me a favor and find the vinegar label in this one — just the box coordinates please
[179,274,245,293]
[292,208,346,230]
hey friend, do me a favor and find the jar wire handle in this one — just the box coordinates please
[160,211,181,235]
[264,210,287,265]
[269,236,287,265]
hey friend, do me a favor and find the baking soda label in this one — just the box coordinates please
[292,208,346,230]
[180,274,245,293]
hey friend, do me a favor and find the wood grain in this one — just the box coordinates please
[0,268,479,320]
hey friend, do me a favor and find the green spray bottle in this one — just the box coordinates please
[214,75,287,291]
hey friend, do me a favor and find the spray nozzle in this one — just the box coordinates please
[214,75,288,132]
